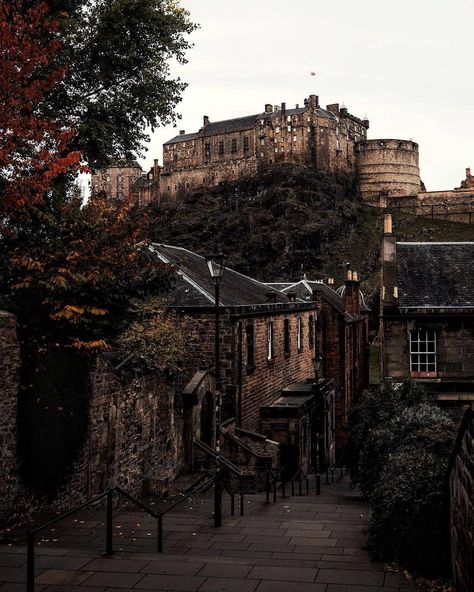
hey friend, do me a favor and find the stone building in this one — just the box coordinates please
[380,213,474,403]
[91,161,143,201]
[160,95,369,199]
[149,244,335,472]
[267,276,370,451]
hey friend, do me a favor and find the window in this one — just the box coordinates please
[246,324,255,369]
[287,115,292,122]
[297,317,303,351]
[243,136,249,152]
[308,315,314,348]
[410,330,437,375]
[204,142,210,157]
[267,321,274,361]
[275,126,280,133]
[231,139,237,153]
[293,136,297,142]
[284,319,290,356]
[287,125,291,132]
[218,141,224,155]
[260,138,265,146]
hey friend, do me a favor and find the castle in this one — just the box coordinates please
[91,93,474,223]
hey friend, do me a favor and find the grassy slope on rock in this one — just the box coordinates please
[149,164,474,295]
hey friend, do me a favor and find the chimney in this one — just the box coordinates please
[295,103,299,109]
[380,213,398,310]
[327,277,334,286]
[203,115,209,127]
[304,98,309,107]
[179,130,186,135]
[308,95,319,109]
[265,104,273,113]
[467,167,471,179]
[274,105,280,112]
[326,103,340,115]
[340,104,348,117]
[287,290,297,302]
[344,271,360,316]
[281,102,286,115]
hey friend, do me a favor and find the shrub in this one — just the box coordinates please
[347,380,457,575]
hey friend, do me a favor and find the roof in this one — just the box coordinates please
[164,106,339,145]
[149,244,296,308]
[396,242,474,309]
[164,132,199,146]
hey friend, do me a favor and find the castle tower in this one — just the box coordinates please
[355,139,421,202]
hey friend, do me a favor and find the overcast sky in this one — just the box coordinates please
[142,0,474,191]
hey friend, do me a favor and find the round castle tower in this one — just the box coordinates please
[355,139,421,201]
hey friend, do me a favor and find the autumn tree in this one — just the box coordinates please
[0,1,81,212]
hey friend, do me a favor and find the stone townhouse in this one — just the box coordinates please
[380,214,474,404]
[161,94,369,199]
[149,244,335,473]
[267,276,370,451]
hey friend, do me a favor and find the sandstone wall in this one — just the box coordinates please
[449,408,474,592]
[0,315,181,529]
[356,139,421,200]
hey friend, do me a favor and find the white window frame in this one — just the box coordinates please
[267,321,274,361]
[297,317,303,351]
[409,329,437,374]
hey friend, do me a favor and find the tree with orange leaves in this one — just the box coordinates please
[0,1,81,212]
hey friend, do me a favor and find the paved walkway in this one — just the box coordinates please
[0,477,417,592]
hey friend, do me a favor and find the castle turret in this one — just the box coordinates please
[355,139,421,202]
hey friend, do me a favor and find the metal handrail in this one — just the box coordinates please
[289,467,309,496]
[237,467,285,516]
[26,487,158,592]
[193,438,245,476]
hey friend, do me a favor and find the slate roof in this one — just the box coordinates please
[164,106,338,145]
[396,242,474,309]
[149,244,295,308]
[164,132,199,145]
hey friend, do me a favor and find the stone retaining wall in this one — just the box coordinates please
[449,408,474,592]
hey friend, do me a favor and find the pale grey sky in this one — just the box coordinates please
[142,0,474,191]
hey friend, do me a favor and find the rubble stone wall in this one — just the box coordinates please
[449,409,474,592]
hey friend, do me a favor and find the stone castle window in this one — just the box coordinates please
[275,126,280,133]
[243,137,249,152]
[410,330,437,376]
[231,139,237,153]
[218,141,224,155]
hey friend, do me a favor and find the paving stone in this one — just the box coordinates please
[289,537,337,547]
[247,565,318,582]
[255,582,327,592]
[137,573,205,590]
[35,555,93,570]
[315,569,384,586]
[243,535,291,545]
[209,534,246,543]
[35,569,94,585]
[384,572,413,587]
[0,566,28,583]
[0,555,25,568]
[316,560,384,572]
[140,560,204,575]
[198,577,258,592]
[83,558,151,573]
[284,530,331,538]
[80,570,145,588]
[197,563,252,578]
[325,587,397,592]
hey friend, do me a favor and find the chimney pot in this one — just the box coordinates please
[179,130,185,135]
[281,102,286,113]
[384,213,393,235]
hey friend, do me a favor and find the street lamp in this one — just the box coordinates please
[205,249,226,528]
[312,353,323,495]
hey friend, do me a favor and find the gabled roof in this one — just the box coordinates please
[149,244,294,308]
[397,242,474,309]
[164,132,199,146]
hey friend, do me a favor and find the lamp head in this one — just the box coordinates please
[205,249,226,283]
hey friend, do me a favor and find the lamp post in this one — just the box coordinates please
[312,354,323,495]
[205,249,226,528]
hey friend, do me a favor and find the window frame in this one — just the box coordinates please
[284,318,291,357]
[267,321,274,362]
[409,329,437,377]
[246,324,255,372]
[297,316,303,352]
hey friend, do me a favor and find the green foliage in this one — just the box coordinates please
[47,0,197,168]
[346,380,457,575]
[116,300,192,372]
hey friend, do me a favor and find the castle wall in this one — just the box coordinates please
[356,139,421,200]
